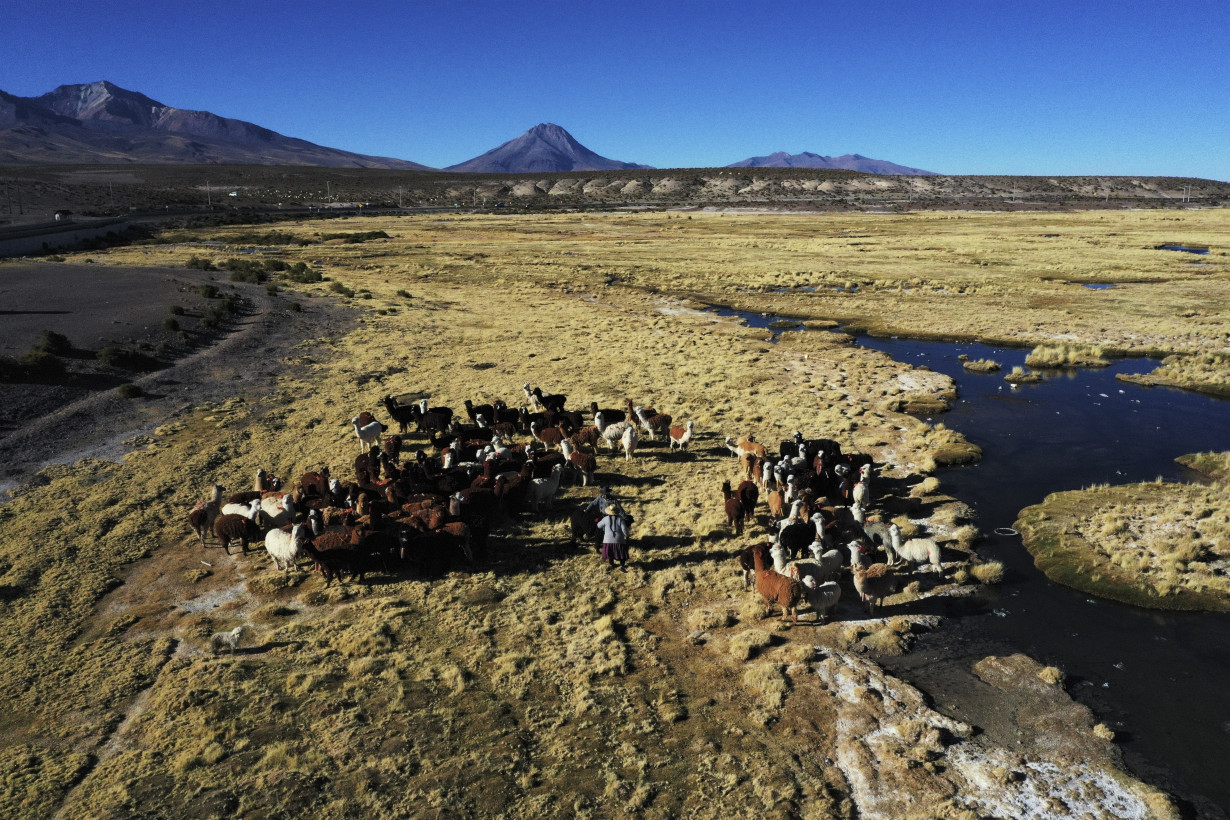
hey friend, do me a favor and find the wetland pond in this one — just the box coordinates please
[713,305,1230,816]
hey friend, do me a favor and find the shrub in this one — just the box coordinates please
[117,383,143,398]
[97,347,156,370]
[36,330,72,355]
[196,284,220,299]
[18,350,66,380]
[328,281,355,298]
[223,258,268,283]
[186,255,215,271]
[162,317,180,331]
[395,289,411,298]
[971,561,1005,584]
[281,262,322,284]
[169,305,185,316]
[287,302,302,313]
[265,283,279,295]
[319,230,389,243]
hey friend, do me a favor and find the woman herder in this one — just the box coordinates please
[595,502,631,570]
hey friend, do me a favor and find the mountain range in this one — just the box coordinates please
[727,151,936,176]
[0,81,429,169]
[0,80,937,175]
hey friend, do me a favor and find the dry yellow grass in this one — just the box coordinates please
[0,208,1205,817]
[1017,474,1230,610]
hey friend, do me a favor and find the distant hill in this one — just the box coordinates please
[0,81,432,169]
[729,151,937,176]
[446,123,652,173]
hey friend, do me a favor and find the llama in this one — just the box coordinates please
[265,523,306,571]
[352,415,387,452]
[188,483,225,547]
[668,420,695,452]
[560,439,597,486]
[210,626,245,655]
[853,564,895,615]
[752,542,802,625]
[806,543,844,583]
[888,537,943,572]
[527,463,564,512]
[620,424,639,461]
[801,576,842,623]
[213,513,263,554]
[722,480,746,536]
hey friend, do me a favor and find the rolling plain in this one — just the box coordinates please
[1,207,1227,818]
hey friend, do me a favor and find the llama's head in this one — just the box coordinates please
[802,575,817,589]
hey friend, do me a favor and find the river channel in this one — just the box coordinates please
[715,306,1230,817]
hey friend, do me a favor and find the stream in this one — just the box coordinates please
[715,306,1230,817]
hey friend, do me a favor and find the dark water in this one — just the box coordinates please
[1157,244,1211,255]
[712,306,1230,815]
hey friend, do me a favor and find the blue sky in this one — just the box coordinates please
[4,0,1228,179]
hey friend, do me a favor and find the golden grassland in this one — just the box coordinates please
[2,209,1215,818]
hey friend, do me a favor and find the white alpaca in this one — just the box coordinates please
[265,523,305,572]
[260,493,295,529]
[847,539,866,569]
[806,543,844,583]
[801,576,842,622]
[527,464,564,512]
[669,420,694,452]
[852,480,869,509]
[770,542,789,574]
[600,421,631,452]
[620,424,639,461]
[352,416,386,451]
[210,626,245,655]
[888,537,943,572]
[221,498,262,519]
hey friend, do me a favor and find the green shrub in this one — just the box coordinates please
[281,262,322,284]
[212,230,312,246]
[262,259,289,272]
[97,347,156,370]
[186,255,215,271]
[117,383,143,399]
[36,330,72,355]
[18,350,66,380]
[265,283,279,295]
[395,289,411,298]
[288,302,302,313]
[328,281,355,298]
[319,230,389,243]
[196,284,220,299]
[169,305,185,316]
[162,317,180,331]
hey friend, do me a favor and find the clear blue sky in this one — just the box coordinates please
[4,0,1228,179]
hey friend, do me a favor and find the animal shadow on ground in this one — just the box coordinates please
[633,548,729,573]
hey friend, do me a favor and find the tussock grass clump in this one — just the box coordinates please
[962,359,1001,373]
[1093,723,1116,741]
[687,607,734,631]
[1037,666,1065,686]
[728,629,774,661]
[971,561,1005,584]
[742,662,789,708]
[1025,343,1111,369]
[1004,365,1043,384]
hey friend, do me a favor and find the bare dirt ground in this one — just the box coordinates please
[0,261,355,494]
